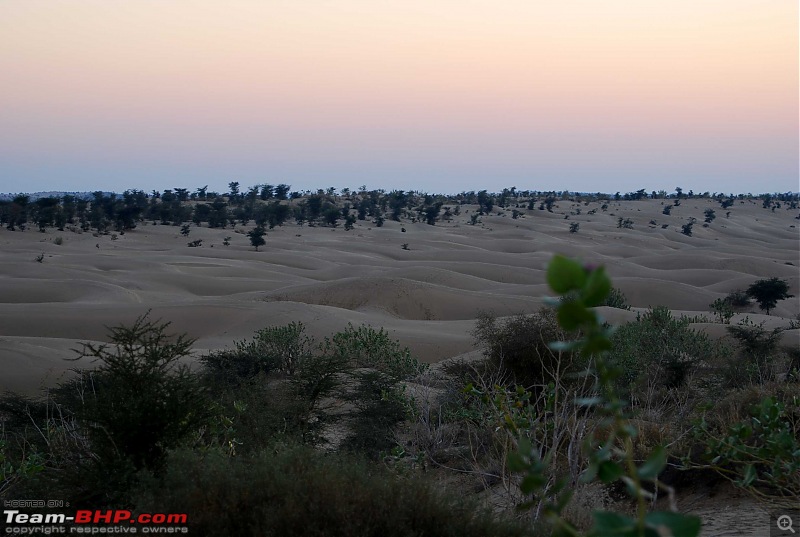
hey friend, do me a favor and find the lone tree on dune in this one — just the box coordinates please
[747,277,793,315]
[247,226,266,251]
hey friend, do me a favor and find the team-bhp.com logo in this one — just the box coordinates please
[4,510,189,533]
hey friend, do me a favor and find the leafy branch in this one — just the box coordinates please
[508,255,700,537]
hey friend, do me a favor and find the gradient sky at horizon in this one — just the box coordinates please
[1,1,797,195]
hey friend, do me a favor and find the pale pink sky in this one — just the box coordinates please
[1,1,797,194]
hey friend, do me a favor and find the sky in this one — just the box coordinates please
[0,1,797,195]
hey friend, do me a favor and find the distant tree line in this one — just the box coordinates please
[1,185,796,234]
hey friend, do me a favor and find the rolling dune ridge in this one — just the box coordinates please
[1,197,798,394]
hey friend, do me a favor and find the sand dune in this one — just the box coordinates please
[1,197,797,394]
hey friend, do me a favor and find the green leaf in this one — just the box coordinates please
[521,473,545,494]
[638,445,667,480]
[598,460,624,483]
[552,521,580,537]
[645,512,701,537]
[549,340,580,352]
[582,267,612,306]
[557,301,595,330]
[547,255,587,294]
[555,488,575,513]
[582,336,613,355]
[581,461,599,483]
[590,511,636,536]
[507,451,526,472]
[741,463,757,486]
[575,396,603,407]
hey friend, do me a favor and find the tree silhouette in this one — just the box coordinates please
[248,226,266,251]
[747,278,793,315]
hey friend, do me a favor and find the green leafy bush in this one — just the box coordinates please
[610,306,725,391]
[324,323,427,380]
[202,322,425,456]
[66,315,211,473]
[603,287,630,310]
[690,393,800,501]
[709,298,734,323]
[4,314,215,505]
[204,321,313,380]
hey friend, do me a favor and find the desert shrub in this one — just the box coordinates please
[473,309,577,386]
[202,323,424,455]
[201,322,344,449]
[53,236,63,245]
[0,389,101,504]
[325,323,427,380]
[202,375,327,454]
[64,316,212,473]
[696,382,800,433]
[322,324,425,457]
[709,297,734,323]
[10,315,215,505]
[609,306,726,392]
[787,347,800,382]
[133,446,529,537]
[0,394,54,496]
[341,371,411,458]
[203,323,315,382]
[689,389,800,500]
[726,289,751,309]
[252,322,312,376]
[602,287,630,310]
[724,318,787,385]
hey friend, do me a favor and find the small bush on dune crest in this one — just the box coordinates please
[709,297,735,324]
[134,445,529,537]
[602,287,630,310]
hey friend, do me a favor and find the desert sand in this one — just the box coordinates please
[1,196,798,395]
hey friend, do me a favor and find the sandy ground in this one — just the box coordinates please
[1,197,798,395]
